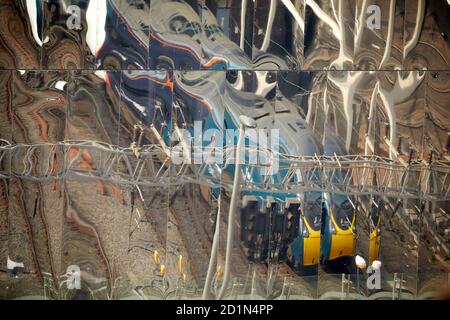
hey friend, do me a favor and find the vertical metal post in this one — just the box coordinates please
[398,273,403,300]
[357,269,360,294]
[393,273,397,300]
[243,0,253,57]
[347,274,350,299]
[341,273,350,300]
[217,116,256,300]
[202,195,221,300]
[266,263,276,298]
[281,276,292,300]
[43,277,47,300]
[251,266,257,298]
[231,279,243,299]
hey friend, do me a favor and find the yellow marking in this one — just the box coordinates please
[215,265,223,278]
[301,210,321,266]
[160,264,166,276]
[153,250,159,264]
[369,218,381,264]
[179,255,183,274]
[369,232,381,264]
[329,233,356,260]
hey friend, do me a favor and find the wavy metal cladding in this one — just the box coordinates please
[0,0,41,69]
[41,0,96,69]
[0,0,448,300]
[0,1,448,71]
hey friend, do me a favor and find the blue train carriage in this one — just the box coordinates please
[172,70,325,267]
[102,47,328,273]
[321,131,357,265]
[171,70,277,193]
[231,93,324,266]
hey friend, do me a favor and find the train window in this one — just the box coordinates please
[253,112,270,120]
[170,16,188,33]
[331,194,354,230]
[369,205,380,232]
[204,24,220,38]
[274,103,289,113]
[169,17,202,37]
[303,192,322,231]
[287,123,297,133]
[226,70,238,84]
[296,122,306,130]
[190,22,202,35]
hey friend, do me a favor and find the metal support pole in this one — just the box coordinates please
[281,276,292,300]
[393,273,398,300]
[217,116,256,300]
[341,273,351,300]
[231,279,243,299]
[357,269,360,294]
[202,195,221,300]
[250,266,258,298]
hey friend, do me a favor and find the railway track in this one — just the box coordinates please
[168,184,212,284]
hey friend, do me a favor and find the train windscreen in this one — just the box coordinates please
[303,191,322,231]
[331,193,354,230]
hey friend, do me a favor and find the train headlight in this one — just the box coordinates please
[372,260,382,271]
[355,255,367,269]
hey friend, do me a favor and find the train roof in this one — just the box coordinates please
[323,129,348,156]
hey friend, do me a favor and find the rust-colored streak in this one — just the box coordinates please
[64,190,113,295]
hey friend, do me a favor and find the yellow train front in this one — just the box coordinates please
[287,192,322,271]
[318,132,357,267]
[369,201,382,264]
[321,192,356,264]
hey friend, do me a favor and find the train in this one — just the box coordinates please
[369,197,382,264]
[99,0,364,273]
[321,131,357,265]
[111,68,360,271]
